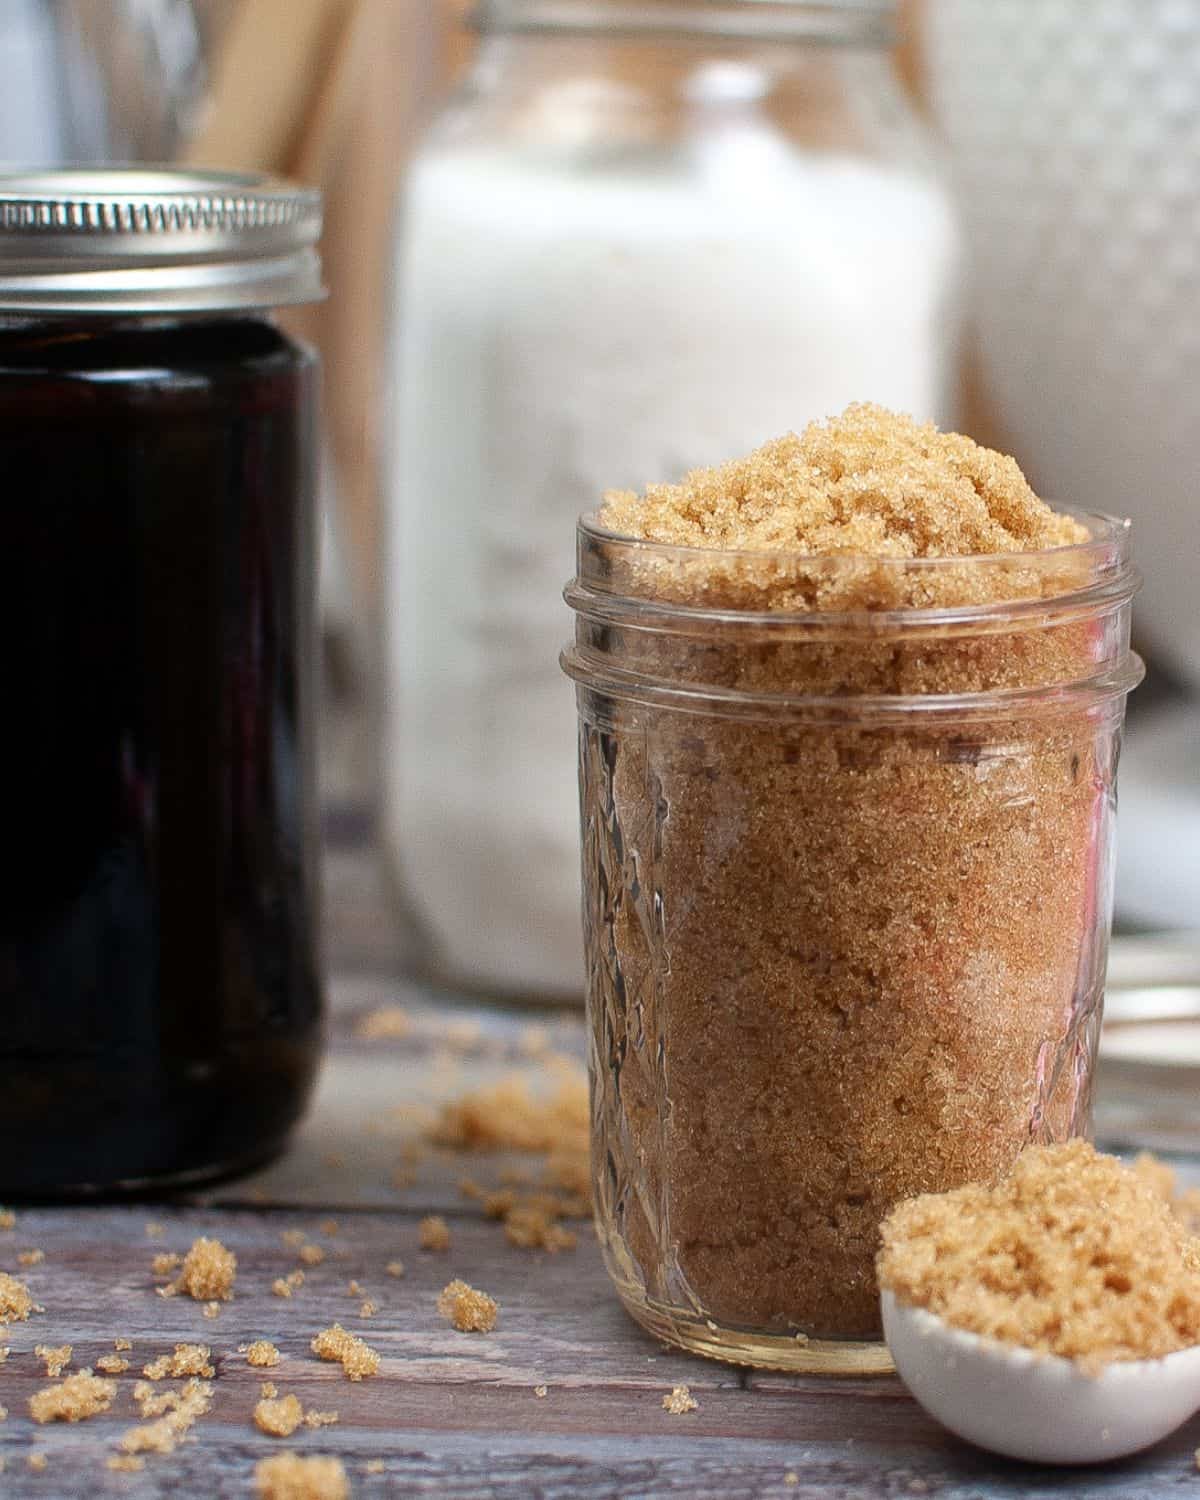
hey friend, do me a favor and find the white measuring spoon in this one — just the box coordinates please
[883,1289,1200,1465]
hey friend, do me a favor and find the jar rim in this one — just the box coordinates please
[474,0,896,46]
[571,506,1137,629]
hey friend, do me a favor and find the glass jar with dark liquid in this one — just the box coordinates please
[0,169,325,1193]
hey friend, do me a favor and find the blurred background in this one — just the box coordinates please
[1,0,1197,1109]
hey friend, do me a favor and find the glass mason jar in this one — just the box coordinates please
[0,168,325,1194]
[563,512,1142,1372]
[382,0,963,1003]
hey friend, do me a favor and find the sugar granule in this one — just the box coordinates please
[878,1141,1200,1370]
[254,1393,304,1437]
[34,1344,70,1377]
[18,1249,44,1267]
[319,1219,339,1237]
[144,1222,165,1239]
[120,1378,211,1454]
[0,1210,14,1230]
[27,1453,47,1472]
[203,1301,221,1320]
[298,1244,325,1267]
[114,1338,133,1351]
[255,1453,349,1500]
[107,1457,145,1473]
[365,1459,385,1474]
[0,1404,7,1419]
[359,1300,377,1318]
[354,1004,411,1040]
[273,1279,294,1299]
[174,1237,236,1301]
[303,1409,339,1429]
[96,1354,130,1374]
[151,1252,181,1276]
[142,1344,214,1380]
[534,1385,548,1398]
[663,1385,698,1415]
[310,1323,379,1380]
[29,1370,116,1423]
[386,1261,405,1279]
[0,1347,7,1362]
[419,1216,451,1252]
[437,1279,498,1333]
[247,1340,280,1368]
[281,1229,306,1249]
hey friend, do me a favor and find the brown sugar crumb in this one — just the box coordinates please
[261,1381,278,1399]
[107,1456,145,1473]
[359,1300,377,1318]
[247,1340,280,1368]
[310,1323,379,1380]
[662,1385,698,1415]
[203,1300,221,1320]
[433,1070,588,1156]
[155,1284,177,1299]
[0,1404,7,1419]
[27,1452,47,1473]
[29,1369,116,1423]
[0,1271,34,1323]
[298,1244,325,1267]
[533,1385,548,1398]
[120,1378,211,1455]
[601,403,1087,573]
[385,1260,405,1279]
[354,1004,412,1041]
[437,1279,499,1333]
[365,1459,385,1474]
[255,1453,349,1500]
[254,1392,304,1437]
[303,1409,339,1429]
[34,1344,70,1377]
[878,1141,1200,1371]
[347,1279,363,1297]
[319,1219,340,1237]
[0,1347,7,1362]
[18,1249,45,1267]
[273,1270,306,1298]
[174,1236,236,1301]
[281,1229,307,1249]
[142,1343,214,1380]
[419,1215,451,1252]
[0,1210,14,1230]
[503,1206,577,1254]
[144,1222,165,1239]
[95,1354,130,1375]
[785,1475,799,1487]
[114,1337,133,1351]
[322,1152,346,1171]
[151,1252,181,1276]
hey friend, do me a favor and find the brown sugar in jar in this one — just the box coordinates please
[562,405,1142,1373]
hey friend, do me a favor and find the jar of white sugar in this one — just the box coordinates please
[382,0,964,1001]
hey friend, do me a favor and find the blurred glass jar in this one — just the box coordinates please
[383,0,964,1001]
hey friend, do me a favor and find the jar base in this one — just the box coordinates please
[614,1283,894,1375]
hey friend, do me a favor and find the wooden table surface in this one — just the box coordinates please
[2,835,1199,1499]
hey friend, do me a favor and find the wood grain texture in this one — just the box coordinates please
[2,840,1198,1495]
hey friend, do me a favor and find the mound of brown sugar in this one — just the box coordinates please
[602,404,1085,560]
[310,1324,379,1380]
[174,1237,236,1301]
[437,1279,498,1333]
[878,1141,1200,1370]
[255,1453,348,1500]
[0,1272,33,1323]
[29,1370,116,1423]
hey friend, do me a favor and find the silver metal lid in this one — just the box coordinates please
[0,167,324,315]
[475,0,896,43]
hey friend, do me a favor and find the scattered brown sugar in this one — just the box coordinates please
[282,1229,307,1248]
[355,1004,411,1040]
[319,1219,340,1237]
[142,1344,214,1380]
[29,1370,116,1423]
[151,1252,181,1276]
[247,1340,280,1368]
[359,1300,377,1318]
[0,1209,15,1230]
[503,1206,577,1254]
[119,1378,211,1455]
[254,1453,349,1500]
[0,1271,33,1322]
[34,1344,70,1377]
[273,1270,306,1298]
[419,1215,451,1252]
[107,1456,145,1473]
[203,1301,221,1320]
[585,408,1120,1341]
[310,1323,379,1380]
[261,1381,278,1398]
[437,1279,499,1333]
[173,1236,236,1301]
[254,1392,304,1437]
[365,1459,385,1475]
[0,1404,7,1419]
[0,1347,8,1362]
[386,1260,405,1279]
[785,1475,799,1488]
[322,1152,346,1171]
[303,1409,339,1429]
[347,1279,363,1297]
[662,1385,698,1415]
[144,1222,165,1239]
[433,1070,588,1156]
[18,1249,45,1267]
[96,1354,130,1375]
[878,1142,1200,1370]
[534,1385,548,1398]
[298,1244,325,1267]
[114,1337,132,1351]
[27,1452,47,1472]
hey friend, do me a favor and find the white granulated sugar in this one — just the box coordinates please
[382,138,960,996]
